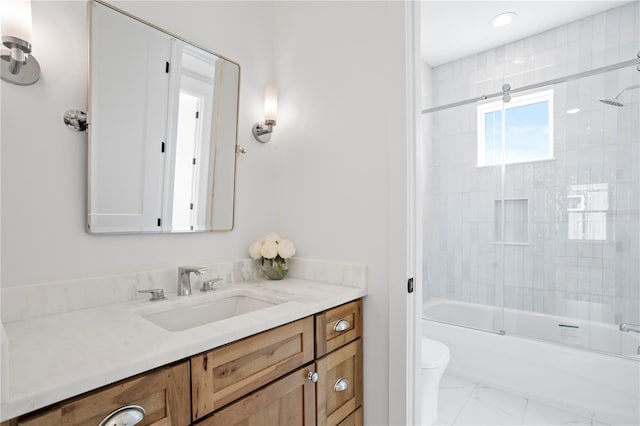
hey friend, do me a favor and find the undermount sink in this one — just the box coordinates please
[139,291,286,332]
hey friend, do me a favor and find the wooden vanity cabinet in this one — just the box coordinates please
[5,361,190,426]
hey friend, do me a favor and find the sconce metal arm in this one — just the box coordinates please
[0,36,40,85]
[252,119,276,143]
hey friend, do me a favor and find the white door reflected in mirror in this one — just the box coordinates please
[88,0,240,233]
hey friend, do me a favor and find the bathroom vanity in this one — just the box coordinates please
[2,300,362,425]
[0,260,366,426]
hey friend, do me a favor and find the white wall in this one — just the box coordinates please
[1,1,279,286]
[272,2,409,424]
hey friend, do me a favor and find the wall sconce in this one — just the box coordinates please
[0,0,40,85]
[252,84,277,143]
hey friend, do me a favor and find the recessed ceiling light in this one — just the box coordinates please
[566,108,581,114]
[490,12,517,28]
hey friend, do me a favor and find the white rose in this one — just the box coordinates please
[261,241,278,259]
[248,241,263,259]
[263,233,281,244]
[277,239,296,259]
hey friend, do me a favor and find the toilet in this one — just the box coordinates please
[419,338,450,426]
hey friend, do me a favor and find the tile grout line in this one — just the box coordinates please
[520,398,529,426]
[476,384,529,422]
[450,381,478,426]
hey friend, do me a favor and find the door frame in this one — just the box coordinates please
[388,1,422,424]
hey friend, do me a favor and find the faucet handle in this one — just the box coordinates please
[201,278,223,292]
[138,289,166,301]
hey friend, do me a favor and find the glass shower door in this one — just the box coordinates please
[423,57,639,352]
[422,98,505,334]
[498,61,640,358]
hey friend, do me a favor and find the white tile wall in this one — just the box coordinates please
[423,2,640,327]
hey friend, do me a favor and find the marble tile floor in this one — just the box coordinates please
[433,374,611,426]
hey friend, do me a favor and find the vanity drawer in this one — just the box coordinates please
[316,339,363,426]
[9,361,190,426]
[315,299,362,358]
[191,317,314,421]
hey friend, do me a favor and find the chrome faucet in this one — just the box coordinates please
[177,266,207,296]
[619,323,640,333]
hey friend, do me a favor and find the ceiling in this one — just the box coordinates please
[421,1,632,67]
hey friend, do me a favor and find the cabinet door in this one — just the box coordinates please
[14,362,190,426]
[191,317,314,421]
[316,339,363,426]
[197,366,316,426]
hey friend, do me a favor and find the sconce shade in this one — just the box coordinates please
[252,84,278,142]
[264,84,277,122]
[0,0,40,85]
[1,0,33,45]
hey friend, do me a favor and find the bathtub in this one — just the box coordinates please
[423,299,640,425]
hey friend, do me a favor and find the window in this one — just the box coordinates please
[477,89,554,166]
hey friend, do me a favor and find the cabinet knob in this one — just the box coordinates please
[333,377,350,392]
[307,371,319,383]
[98,404,145,426]
[333,319,351,332]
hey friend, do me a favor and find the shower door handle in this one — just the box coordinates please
[619,323,640,333]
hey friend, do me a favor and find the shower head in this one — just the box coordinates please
[599,97,624,107]
[599,84,640,107]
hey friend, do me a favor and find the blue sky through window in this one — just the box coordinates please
[504,101,550,162]
[485,110,501,165]
[479,91,553,166]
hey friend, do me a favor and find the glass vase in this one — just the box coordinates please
[261,258,289,280]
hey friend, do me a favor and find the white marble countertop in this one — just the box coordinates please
[0,278,365,421]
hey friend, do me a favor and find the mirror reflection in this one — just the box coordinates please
[88,0,240,233]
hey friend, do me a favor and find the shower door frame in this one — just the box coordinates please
[422,55,640,115]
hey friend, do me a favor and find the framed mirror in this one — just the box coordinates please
[88,0,240,233]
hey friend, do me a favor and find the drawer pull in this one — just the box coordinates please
[333,377,350,392]
[98,404,145,426]
[307,371,319,383]
[333,319,351,332]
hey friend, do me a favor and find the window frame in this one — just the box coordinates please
[476,89,554,167]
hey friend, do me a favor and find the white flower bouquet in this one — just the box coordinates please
[249,233,296,280]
